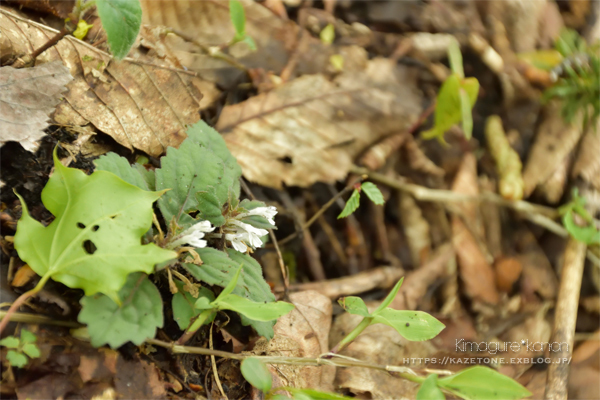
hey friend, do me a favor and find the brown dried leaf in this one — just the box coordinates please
[398,192,431,267]
[1,9,203,157]
[515,229,558,300]
[0,61,72,152]
[494,256,523,292]
[523,101,584,197]
[404,136,445,177]
[218,58,422,188]
[572,119,600,191]
[249,291,334,391]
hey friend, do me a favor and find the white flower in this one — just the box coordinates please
[225,219,269,252]
[240,206,278,226]
[167,220,215,249]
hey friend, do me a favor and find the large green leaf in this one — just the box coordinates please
[417,374,445,400]
[156,121,241,230]
[78,273,163,348]
[437,366,531,400]
[241,358,272,393]
[94,152,151,190]
[14,151,176,303]
[183,248,276,338]
[95,0,142,60]
[372,309,445,341]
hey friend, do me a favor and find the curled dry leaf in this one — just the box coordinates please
[0,61,72,152]
[218,58,422,188]
[538,155,570,204]
[403,136,445,177]
[398,192,431,267]
[0,9,203,157]
[249,291,334,392]
[523,101,584,198]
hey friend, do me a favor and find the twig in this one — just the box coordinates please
[544,238,587,400]
[276,176,365,247]
[0,311,81,328]
[209,322,227,399]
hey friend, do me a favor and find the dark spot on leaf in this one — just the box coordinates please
[83,240,97,254]
[304,332,316,340]
[406,323,410,327]
[278,156,293,164]
[92,225,99,232]
[77,222,86,229]
[110,215,117,219]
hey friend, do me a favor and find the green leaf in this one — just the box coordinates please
[229,0,246,41]
[184,248,277,338]
[214,294,294,321]
[372,309,445,341]
[236,199,275,230]
[241,35,257,51]
[95,0,142,60]
[338,189,360,219]
[338,296,370,317]
[78,273,164,348]
[219,263,244,299]
[448,39,464,79]
[6,350,28,368]
[373,277,404,314]
[21,343,40,359]
[19,329,36,344]
[14,150,176,302]
[563,211,600,244]
[0,336,20,348]
[459,88,473,140]
[196,188,226,227]
[194,296,214,311]
[172,283,215,330]
[361,182,384,205]
[156,121,241,231]
[241,357,272,392]
[94,152,151,191]
[279,387,355,400]
[417,374,445,400]
[437,366,532,400]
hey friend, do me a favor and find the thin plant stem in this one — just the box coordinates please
[0,274,51,334]
[329,316,372,355]
[177,309,214,345]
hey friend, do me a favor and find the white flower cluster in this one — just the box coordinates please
[166,206,277,253]
[224,206,277,253]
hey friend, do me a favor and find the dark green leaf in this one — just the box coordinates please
[196,188,226,227]
[94,152,151,191]
[417,374,445,400]
[437,366,532,400]
[241,357,273,392]
[338,189,360,219]
[338,296,370,317]
[172,283,215,330]
[184,248,277,338]
[95,0,142,59]
[78,273,164,348]
[372,309,445,341]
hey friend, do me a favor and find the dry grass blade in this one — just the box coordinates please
[1,9,202,157]
[218,59,422,188]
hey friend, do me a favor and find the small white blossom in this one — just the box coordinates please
[225,233,248,253]
[225,219,269,252]
[239,206,278,225]
[167,220,215,249]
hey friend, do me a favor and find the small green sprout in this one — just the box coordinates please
[559,189,600,245]
[0,329,41,368]
[229,0,257,50]
[338,182,385,219]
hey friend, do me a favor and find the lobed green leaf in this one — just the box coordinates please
[95,0,142,60]
[6,351,28,368]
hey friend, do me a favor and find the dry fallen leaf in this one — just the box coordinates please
[0,61,72,152]
[218,58,422,188]
[572,119,600,191]
[1,9,203,157]
[398,192,431,267]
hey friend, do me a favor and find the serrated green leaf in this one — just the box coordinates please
[94,152,151,190]
[229,0,246,40]
[373,277,404,314]
[6,350,28,368]
[78,273,164,348]
[338,189,360,219]
[215,294,294,321]
[19,329,36,344]
[21,343,40,359]
[196,188,226,227]
[417,374,445,400]
[448,39,464,79]
[437,366,532,400]
[95,0,142,60]
[184,248,277,338]
[361,182,384,205]
[372,309,445,341]
[15,150,176,302]
[338,297,370,317]
[172,282,215,330]
[156,121,241,232]
[0,336,20,348]
[241,357,272,392]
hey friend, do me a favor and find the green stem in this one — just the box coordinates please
[0,274,51,335]
[176,309,214,345]
[329,316,372,355]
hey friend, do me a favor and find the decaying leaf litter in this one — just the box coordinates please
[1,0,599,399]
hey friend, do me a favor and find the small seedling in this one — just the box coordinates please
[0,329,41,368]
[229,0,257,50]
[559,188,600,245]
[421,39,479,144]
[338,182,385,219]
